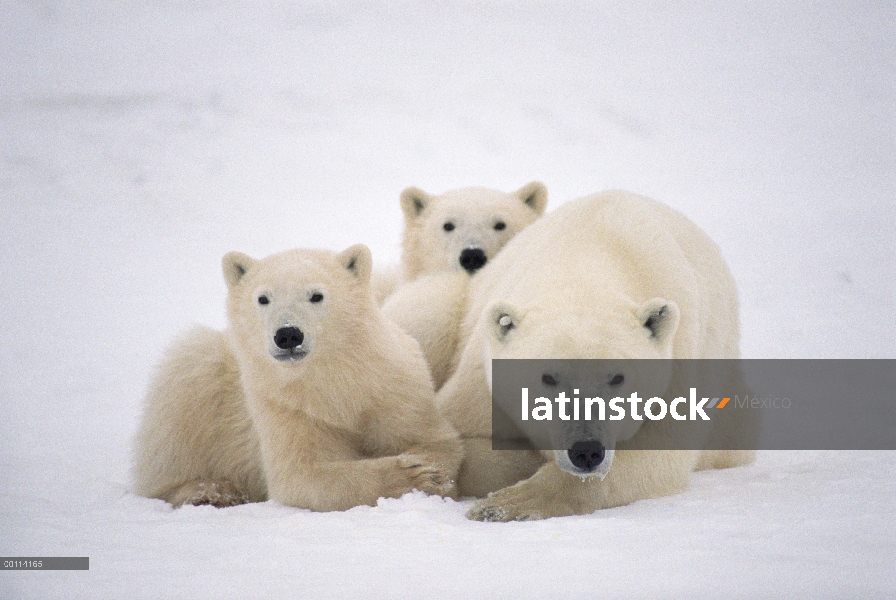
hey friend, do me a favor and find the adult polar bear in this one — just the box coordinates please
[437,190,757,521]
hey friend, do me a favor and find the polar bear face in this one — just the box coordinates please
[399,182,547,281]
[482,297,680,479]
[222,245,372,369]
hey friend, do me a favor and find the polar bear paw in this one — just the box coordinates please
[466,487,549,522]
[396,453,457,497]
[169,480,250,508]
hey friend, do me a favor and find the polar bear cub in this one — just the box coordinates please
[132,245,463,511]
[381,183,547,389]
[396,182,548,281]
[436,190,757,521]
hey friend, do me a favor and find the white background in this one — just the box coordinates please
[1,2,894,598]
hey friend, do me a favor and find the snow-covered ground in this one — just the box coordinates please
[1,2,894,598]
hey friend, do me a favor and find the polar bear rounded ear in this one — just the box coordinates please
[222,251,257,289]
[337,244,372,284]
[516,181,548,216]
[400,187,431,223]
[487,303,520,342]
[638,298,680,344]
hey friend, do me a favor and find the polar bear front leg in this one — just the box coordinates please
[467,449,699,521]
[251,401,458,511]
[264,453,456,512]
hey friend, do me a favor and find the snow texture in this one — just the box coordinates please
[1,2,894,598]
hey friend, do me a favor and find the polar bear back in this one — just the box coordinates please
[463,190,740,360]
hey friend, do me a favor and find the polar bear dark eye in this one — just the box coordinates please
[443,222,455,232]
[309,293,324,303]
[610,374,624,386]
[542,374,558,386]
[494,221,506,231]
[258,295,270,305]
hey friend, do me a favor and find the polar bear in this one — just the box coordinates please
[396,182,548,281]
[436,190,757,521]
[381,183,547,389]
[132,245,464,511]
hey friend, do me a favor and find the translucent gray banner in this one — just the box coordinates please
[1,557,89,570]
[491,360,896,450]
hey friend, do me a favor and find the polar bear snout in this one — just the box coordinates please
[274,326,304,350]
[555,444,614,479]
[459,247,487,273]
[567,441,606,472]
[270,326,308,362]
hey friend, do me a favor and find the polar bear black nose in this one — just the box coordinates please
[459,248,487,273]
[568,441,606,472]
[274,326,304,350]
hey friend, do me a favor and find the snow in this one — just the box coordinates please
[1,1,894,597]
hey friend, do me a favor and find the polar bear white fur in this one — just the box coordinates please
[381,183,547,389]
[132,245,463,511]
[436,190,757,521]
[131,325,267,507]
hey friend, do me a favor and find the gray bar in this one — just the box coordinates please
[492,359,896,450]
[1,557,88,570]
